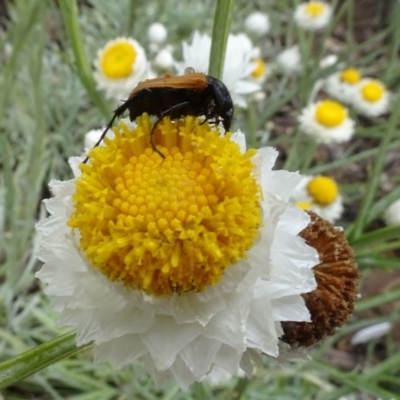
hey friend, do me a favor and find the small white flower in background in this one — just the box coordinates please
[147,22,168,45]
[244,12,270,36]
[93,37,149,100]
[298,99,355,144]
[294,1,333,31]
[291,176,344,223]
[351,78,391,117]
[175,31,261,108]
[36,115,319,390]
[153,47,175,71]
[325,68,362,104]
[383,199,400,225]
[276,45,302,74]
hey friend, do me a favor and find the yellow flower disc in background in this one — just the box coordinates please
[305,2,325,17]
[100,41,137,79]
[361,80,384,103]
[307,176,338,205]
[339,68,361,85]
[252,59,266,78]
[315,100,346,128]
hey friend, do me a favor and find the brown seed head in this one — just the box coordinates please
[281,211,360,347]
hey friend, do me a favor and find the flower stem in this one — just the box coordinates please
[208,0,234,79]
[0,332,90,389]
[57,0,110,117]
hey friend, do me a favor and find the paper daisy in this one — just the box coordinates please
[298,99,355,144]
[294,1,333,31]
[291,176,343,222]
[36,114,319,389]
[93,37,149,100]
[276,45,302,74]
[383,199,400,226]
[325,68,362,104]
[352,78,391,118]
[244,12,270,37]
[175,31,261,108]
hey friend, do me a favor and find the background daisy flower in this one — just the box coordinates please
[325,68,362,104]
[175,31,261,108]
[294,1,333,31]
[298,99,355,144]
[351,78,391,117]
[93,37,150,100]
[291,176,344,222]
[36,115,319,389]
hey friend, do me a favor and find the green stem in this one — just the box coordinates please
[0,332,90,389]
[208,0,234,79]
[57,0,110,117]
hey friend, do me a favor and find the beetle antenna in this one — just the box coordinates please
[82,112,119,164]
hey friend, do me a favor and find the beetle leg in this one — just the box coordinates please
[149,101,191,158]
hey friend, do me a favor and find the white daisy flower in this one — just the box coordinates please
[298,99,355,144]
[351,78,391,118]
[93,37,149,100]
[294,1,333,31]
[325,68,362,104]
[244,12,270,37]
[383,199,400,226]
[291,176,343,222]
[175,31,261,108]
[148,23,168,45]
[276,45,302,74]
[36,115,318,389]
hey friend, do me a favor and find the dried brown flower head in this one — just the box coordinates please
[282,211,359,347]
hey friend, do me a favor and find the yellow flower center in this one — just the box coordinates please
[252,59,266,78]
[305,2,325,17]
[295,201,313,210]
[68,115,262,296]
[315,100,346,128]
[100,41,137,79]
[306,176,338,205]
[339,68,361,85]
[361,80,384,103]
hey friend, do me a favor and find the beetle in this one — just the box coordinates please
[84,69,234,162]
